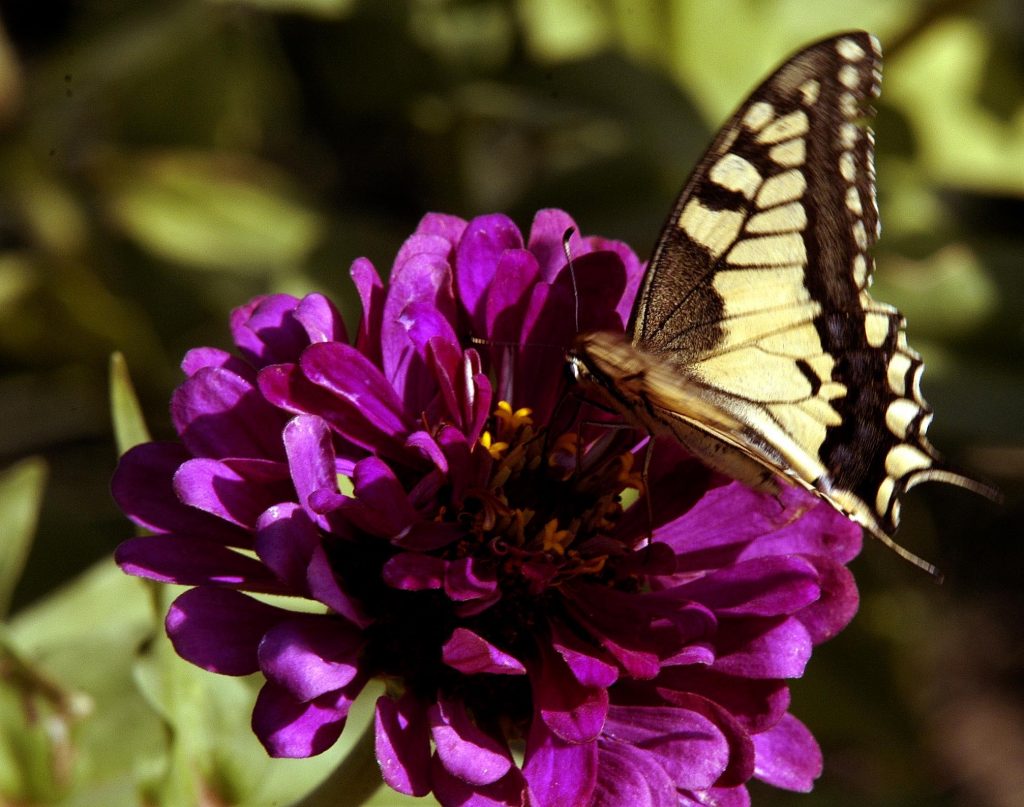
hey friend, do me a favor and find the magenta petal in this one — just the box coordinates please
[550,624,619,688]
[112,443,247,543]
[258,615,363,701]
[752,713,822,792]
[301,342,411,439]
[172,367,286,460]
[712,617,812,679]
[532,645,608,743]
[350,257,385,364]
[393,521,463,551]
[116,535,281,591]
[430,756,529,807]
[656,667,790,735]
[405,430,448,473]
[382,552,446,590]
[231,294,309,367]
[593,740,678,807]
[381,251,455,408]
[441,628,526,676]
[174,458,292,529]
[252,676,363,758]
[679,786,751,807]
[455,213,524,334]
[294,292,347,344]
[283,415,337,522]
[674,556,821,617]
[375,693,432,797]
[796,557,859,644]
[413,211,467,244]
[485,248,541,342]
[351,456,417,536]
[166,587,284,675]
[430,694,513,786]
[522,718,597,807]
[525,208,578,284]
[305,545,372,628]
[666,483,862,569]
[604,705,729,791]
[181,347,254,381]
[444,557,498,602]
[254,502,319,588]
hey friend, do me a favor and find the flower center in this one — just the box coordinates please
[352,401,645,716]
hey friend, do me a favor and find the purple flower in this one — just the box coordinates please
[113,210,861,805]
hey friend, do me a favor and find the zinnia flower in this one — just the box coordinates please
[113,210,861,805]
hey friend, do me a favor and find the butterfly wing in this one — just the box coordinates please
[614,32,995,545]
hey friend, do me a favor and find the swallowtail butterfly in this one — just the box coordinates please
[570,32,997,573]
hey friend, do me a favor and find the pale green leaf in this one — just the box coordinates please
[109,352,152,455]
[0,457,47,620]
[102,151,323,273]
[886,18,1024,195]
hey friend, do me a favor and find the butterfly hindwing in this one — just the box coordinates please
[574,32,995,556]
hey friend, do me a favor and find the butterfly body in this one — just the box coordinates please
[570,32,997,568]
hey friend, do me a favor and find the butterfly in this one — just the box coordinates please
[568,31,998,574]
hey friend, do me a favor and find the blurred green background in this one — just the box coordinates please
[0,1,1021,805]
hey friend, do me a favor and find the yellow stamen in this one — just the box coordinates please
[539,518,574,556]
[494,401,533,436]
[479,430,509,459]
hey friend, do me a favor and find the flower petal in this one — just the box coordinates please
[532,644,608,744]
[166,587,284,675]
[673,556,821,617]
[795,556,859,644]
[430,694,513,786]
[231,294,309,367]
[375,693,432,796]
[350,256,385,364]
[522,717,597,807]
[441,628,526,676]
[712,617,812,679]
[173,457,292,529]
[254,502,320,588]
[455,213,524,334]
[283,414,338,523]
[112,442,248,543]
[252,676,364,758]
[294,292,347,344]
[593,739,678,807]
[301,342,412,442]
[604,704,729,791]
[444,557,498,602]
[752,713,822,792]
[382,552,446,590]
[116,535,282,591]
[430,757,529,807]
[258,615,363,701]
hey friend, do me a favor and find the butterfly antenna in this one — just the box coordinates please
[869,526,944,583]
[563,227,580,335]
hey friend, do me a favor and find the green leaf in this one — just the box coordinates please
[886,18,1024,195]
[109,352,152,456]
[0,457,47,620]
[102,151,324,273]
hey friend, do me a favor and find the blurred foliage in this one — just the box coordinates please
[0,0,1021,805]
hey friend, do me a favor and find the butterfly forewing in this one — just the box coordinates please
[577,32,995,553]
